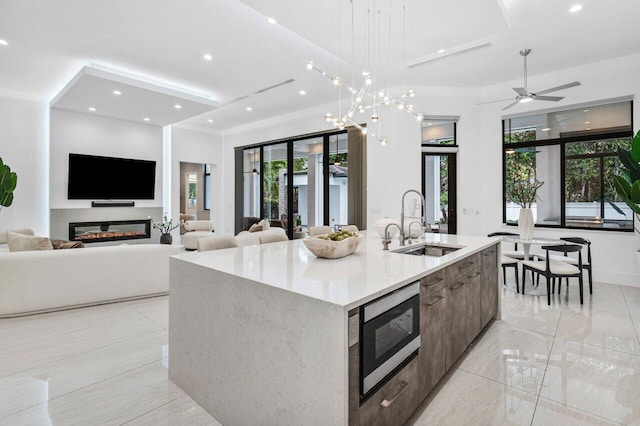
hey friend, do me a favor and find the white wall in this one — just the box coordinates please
[49,109,163,209]
[170,125,223,237]
[0,89,49,235]
[479,52,640,286]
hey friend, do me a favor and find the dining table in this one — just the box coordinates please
[500,236,564,261]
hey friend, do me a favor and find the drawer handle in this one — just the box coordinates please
[424,295,444,307]
[467,271,481,279]
[457,261,473,270]
[426,277,444,287]
[380,380,409,408]
[451,281,465,291]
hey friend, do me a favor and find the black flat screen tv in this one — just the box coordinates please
[68,153,156,200]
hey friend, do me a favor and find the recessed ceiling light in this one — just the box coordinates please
[437,49,445,54]
[88,107,96,112]
[542,128,551,131]
[246,107,253,111]
[585,121,591,124]
[0,40,8,46]
[299,90,306,95]
[113,90,121,96]
[207,119,213,123]
[267,17,277,24]
[570,4,582,13]
[583,109,589,112]
[203,53,213,61]
[427,122,433,126]
[174,104,182,109]
[143,117,150,121]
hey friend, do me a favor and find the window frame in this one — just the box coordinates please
[501,103,634,232]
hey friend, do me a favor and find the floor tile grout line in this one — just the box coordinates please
[455,367,541,397]
[0,358,164,421]
[620,287,640,347]
[119,394,187,425]
[0,327,167,381]
[535,395,626,425]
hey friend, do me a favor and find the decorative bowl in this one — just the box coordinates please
[303,234,363,259]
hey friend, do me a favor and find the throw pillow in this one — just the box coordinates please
[7,232,54,252]
[257,219,270,231]
[0,228,34,244]
[50,239,85,249]
[248,224,263,233]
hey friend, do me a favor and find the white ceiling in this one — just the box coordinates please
[1,0,639,130]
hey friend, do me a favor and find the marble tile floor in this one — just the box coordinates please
[0,281,638,425]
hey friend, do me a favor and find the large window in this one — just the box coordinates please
[503,100,633,231]
[235,128,365,237]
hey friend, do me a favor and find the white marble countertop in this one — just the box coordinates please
[172,230,499,310]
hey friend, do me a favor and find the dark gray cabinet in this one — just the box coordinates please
[464,268,483,345]
[358,357,420,426]
[418,286,447,398]
[481,246,499,328]
[445,276,468,370]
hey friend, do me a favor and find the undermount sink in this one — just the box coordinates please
[394,243,463,257]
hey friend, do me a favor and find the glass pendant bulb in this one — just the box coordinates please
[371,114,379,122]
[361,128,368,135]
[380,138,388,146]
[416,114,424,121]
[325,113,333,122]
[306,61,314,70]
[333,77,341,86]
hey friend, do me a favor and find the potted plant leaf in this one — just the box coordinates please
[0,156,18,213]
[506,159,544,240]
[613,129,640,264]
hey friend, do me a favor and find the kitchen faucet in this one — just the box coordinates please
[400,189,428,246]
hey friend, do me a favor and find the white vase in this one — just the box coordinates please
[518,208,534,241]
[374,218,400,238]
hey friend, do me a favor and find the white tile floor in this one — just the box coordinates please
[0,281,639,425]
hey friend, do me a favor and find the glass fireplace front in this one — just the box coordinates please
[69,219,151,243]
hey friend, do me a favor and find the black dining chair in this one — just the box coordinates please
[487,232,526,260]
[536,237,593,295]
[487,232,520,291]
[521,244,584,305]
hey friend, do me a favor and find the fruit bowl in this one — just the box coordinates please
[303,233,363,259]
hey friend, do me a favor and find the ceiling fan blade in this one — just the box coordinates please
[512,87,527,96]
[477,98,514,105]
[535,81,581,95]
[535,95,564,102]
[501,100,520,111]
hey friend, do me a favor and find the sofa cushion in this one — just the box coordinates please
[257,219,270,231]
[184,220,213,232]
[51,239,85,249]
[0,228,34,244]
[249,224,263,233]
[7,232,53,252]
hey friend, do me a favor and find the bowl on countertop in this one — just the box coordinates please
[303,234,363,259]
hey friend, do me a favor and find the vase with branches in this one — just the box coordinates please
[506,158,544,240]
[150,213,183,245]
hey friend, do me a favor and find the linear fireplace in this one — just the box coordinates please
[69,219,151,243]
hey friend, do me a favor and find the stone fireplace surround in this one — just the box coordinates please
[50,207,164,246]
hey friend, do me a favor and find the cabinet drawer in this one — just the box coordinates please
[359,357,420,426]
[420,270,447,299]
[448,252,481,282]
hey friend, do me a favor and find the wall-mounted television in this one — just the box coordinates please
[68,153,156,200]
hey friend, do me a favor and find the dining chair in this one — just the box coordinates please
[521,244,584,305]
[487,232,526,260]
[536,237,592,295]
[487,233,520,291]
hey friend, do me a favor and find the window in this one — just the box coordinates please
[502,100,633,231]
[234,128,365,236]
[203,164,211,210]
[422,119,457,146]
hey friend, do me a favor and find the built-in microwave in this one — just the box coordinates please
[360,281,420,396]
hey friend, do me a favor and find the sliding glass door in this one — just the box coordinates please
[422,153,457,234]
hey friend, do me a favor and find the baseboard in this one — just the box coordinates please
[594,269,640,287]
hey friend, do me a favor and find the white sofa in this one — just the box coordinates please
[181,220,215,250]
[0,244,180,317]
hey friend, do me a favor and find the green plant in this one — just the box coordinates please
[506,158,544,209]
[0,157,17,211]
[149,212,183,234]
[613,129,640,235]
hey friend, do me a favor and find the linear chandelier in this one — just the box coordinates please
[306,0,425,146]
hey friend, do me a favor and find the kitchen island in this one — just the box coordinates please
[169,231,500,425]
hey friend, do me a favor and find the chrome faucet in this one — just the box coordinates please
[400,189,429,246]
[382,223,402,250]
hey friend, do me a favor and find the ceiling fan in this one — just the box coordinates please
[482,49,581,111]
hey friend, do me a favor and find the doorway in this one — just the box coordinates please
[422,153,457,234]
[179,162,212,235]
